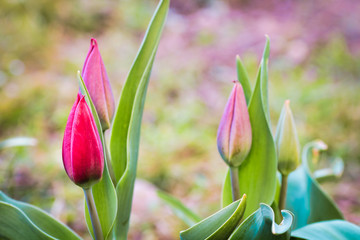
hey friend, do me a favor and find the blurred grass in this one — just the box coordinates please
[1,0,360,238]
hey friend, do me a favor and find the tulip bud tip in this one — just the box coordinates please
[285,100,291,111]
[90,38,97,46]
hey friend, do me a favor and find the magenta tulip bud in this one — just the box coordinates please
[62,93,104,188]
[217,82,252,167]
[82,38,115,131]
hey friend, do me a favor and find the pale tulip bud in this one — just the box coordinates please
[275,100,300,176]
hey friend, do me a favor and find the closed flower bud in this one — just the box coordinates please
[275,100,300,176]
[217,82,252,167]
[62,93,104,188]
[82,38,115,131]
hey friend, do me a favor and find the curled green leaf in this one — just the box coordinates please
[286,140,344,229]
[229,203,293,240]
[314,157,344,183]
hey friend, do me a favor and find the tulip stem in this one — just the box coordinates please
[84,188,103,240]
[103,133,116,186]
[230,167,241,201]
[279,174,288,211]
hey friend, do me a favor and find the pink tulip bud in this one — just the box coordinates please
[217,82,252,167]
[62,93,104,188]
[82,38,115,131]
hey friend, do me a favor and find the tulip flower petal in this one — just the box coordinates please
[62,94,80,180]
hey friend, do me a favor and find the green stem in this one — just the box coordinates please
[271,201,282,224]
[84,188,103,240]
[279,174,288,211]
[230,167,240,201]
[103,130,116,186]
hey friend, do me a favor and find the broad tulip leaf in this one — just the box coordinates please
[229,203,293,240]
[109,0,169,238]
[78,73,118,239]
[291,220,360,240]
[286,140,344,229]
[180,195,246,240]
[0,137,37,150]
[236,55,252,104]
[222,37,277,219]
[0,191,81,240]
[157,190,202,227]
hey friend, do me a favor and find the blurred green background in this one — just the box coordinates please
[0,0,359,239]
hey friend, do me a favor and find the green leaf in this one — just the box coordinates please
[236,55,252,104]
[180,195,247,240]
[222,38,277,219]
[229,203,293,240]
[314,157,344,183]
[157,190,201,227]
[261,36,271,124]
[0,137,37,150]
[286,140,344,229]
[0,191,81,240]
[291,220,360,240]
[109,0,169,238]
[78,73,118,240]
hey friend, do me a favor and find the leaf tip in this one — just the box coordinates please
[264,34,270,42]
[241,193,247,201]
